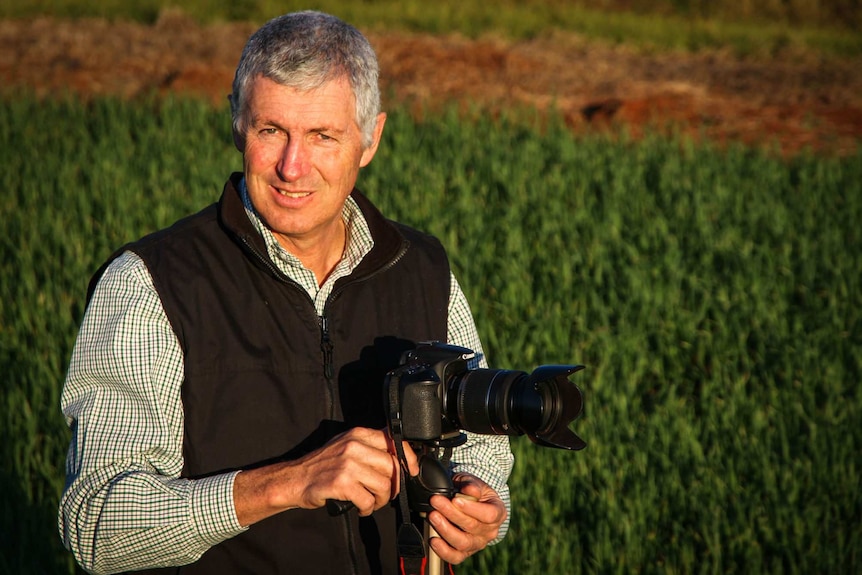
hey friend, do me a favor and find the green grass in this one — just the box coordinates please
[1,92,860,573]
[2,0,860,58]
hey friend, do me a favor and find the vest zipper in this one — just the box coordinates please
[319,314,360,575]
[318,239,410,402]
[322,242,410,575]
[318,242,409,575]
[239,234,342,457]
[317,240,410,418]
[319,315,335,399]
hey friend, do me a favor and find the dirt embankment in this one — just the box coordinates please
[2,12,860,156]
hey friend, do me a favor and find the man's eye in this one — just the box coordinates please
[261,128,278,135]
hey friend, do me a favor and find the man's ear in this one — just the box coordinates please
[233,127,246,153]
[229,94,245,152]
[359,112,387,168]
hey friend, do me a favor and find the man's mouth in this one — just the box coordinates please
[277,189,312,199]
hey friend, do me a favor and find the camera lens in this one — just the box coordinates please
[451,369,522,435]
[445,366,585,451]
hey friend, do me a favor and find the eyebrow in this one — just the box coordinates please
[311,126,347,135]
[250,115,347,136]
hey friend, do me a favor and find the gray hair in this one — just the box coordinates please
[230,11,381,148]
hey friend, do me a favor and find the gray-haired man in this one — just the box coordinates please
[59,11,512,575]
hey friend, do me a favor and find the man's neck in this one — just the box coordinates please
[272,218,347,287]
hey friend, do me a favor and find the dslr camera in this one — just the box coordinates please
[385,342,586,511]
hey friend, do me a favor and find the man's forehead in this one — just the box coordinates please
[247,75,358,125]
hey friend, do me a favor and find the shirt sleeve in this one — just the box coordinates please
[446,272,515,542]
[58,251,246,575]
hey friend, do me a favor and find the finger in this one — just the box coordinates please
[431,489,505,528]
[452,473,488,496]
[451,481,484,505]
[453,491,506,525]
[399,441,420,477]
[426,514,477,565]
[331,466,395,516]
[345,426,393,450]
[382,427,420,477]
[429,507,476,546]
[428,496,483,539]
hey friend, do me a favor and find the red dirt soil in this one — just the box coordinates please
[2,12,860,156]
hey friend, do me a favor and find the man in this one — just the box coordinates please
[58,10,513,575]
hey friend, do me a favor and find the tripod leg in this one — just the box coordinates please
[421,513,447,575]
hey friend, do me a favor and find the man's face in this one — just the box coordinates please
[236,75,385,254]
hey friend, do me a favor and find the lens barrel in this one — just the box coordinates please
[446,366,586,451]
[450,369,523,435]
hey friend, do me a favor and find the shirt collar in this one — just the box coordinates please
[237,178,375,297]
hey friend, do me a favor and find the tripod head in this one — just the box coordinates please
[406,452,457,513]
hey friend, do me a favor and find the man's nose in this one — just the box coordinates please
[277,138,311,181]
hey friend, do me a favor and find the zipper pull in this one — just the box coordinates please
[320,316,334,380]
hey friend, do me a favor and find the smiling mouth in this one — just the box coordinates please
[277,189,312,199]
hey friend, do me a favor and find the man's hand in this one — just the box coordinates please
[426,473,508,564]
[233,427,419,526]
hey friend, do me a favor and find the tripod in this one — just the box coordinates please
[395,441,465,575]
[418,492,479,575]
[421,517,447,575]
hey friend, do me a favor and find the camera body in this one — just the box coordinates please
[386,342,586,451]
[388,343,473,445]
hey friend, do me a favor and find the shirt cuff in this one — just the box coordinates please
[190,471,247,546]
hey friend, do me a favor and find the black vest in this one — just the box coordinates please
[96,174,450,575]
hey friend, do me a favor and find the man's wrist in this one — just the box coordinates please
[191,471,247,545]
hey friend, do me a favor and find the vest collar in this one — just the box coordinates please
[218,172,408,282]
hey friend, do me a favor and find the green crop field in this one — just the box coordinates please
[2,89,860,573]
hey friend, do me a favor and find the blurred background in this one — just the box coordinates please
[1,1,860,573]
